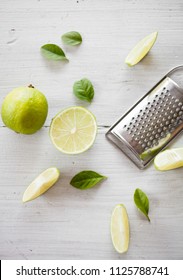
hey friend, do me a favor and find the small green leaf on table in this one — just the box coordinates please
[73,78,94,102]
[70,170,107,190]
[134,188,150,222]
[41,44,68,61]
[62,31,82,46]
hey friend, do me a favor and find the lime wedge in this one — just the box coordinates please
[50,106,97,154]
[140,134,170,160]
[22,167,60,202]
[154,148,183,171]
[125,31,158,66]
[111,204,130,254]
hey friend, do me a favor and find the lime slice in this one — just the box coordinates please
[111,204,130,254]
[140,134,170,160]
[22,167,60,202]
[154,148,183,171]
[125,31,158,66]
[50,106,97,154]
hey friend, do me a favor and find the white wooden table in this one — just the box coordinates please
[0,0,183,260]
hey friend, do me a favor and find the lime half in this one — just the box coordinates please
[111,204,130,254]
[50,106,97,154]
[154,148,183,171]
[23,167,60,202]
[125,31,158,66]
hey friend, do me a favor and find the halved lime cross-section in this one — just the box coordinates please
[50,106,97,154]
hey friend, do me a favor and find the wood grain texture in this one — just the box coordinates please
[0,0,183,260]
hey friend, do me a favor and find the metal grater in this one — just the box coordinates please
[106,65,183,169]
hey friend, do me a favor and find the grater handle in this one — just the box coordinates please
[166,65,183,77]
[166,65,183,92]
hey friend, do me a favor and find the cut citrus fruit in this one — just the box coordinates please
[140,134,170,160]
[22,167,60,202]
[50,106,97,154]
[125,31,158,66]
[111,204,130,254]
[154,148,183,171]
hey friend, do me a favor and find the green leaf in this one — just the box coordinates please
[134,188,150,222]
[73,78,94,102]
[70,170,107,190]
[41,44,68,61]
[62,31,82,46]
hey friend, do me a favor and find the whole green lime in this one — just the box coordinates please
[1,85,48,134]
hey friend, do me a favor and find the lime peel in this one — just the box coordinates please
[1,86,48,134]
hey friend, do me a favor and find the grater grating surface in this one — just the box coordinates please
[106,66,183,169]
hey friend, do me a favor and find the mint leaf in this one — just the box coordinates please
[70,170,107,190]
[62,31,82,46]
[41,44,68,61]
[134,188,150,222]
[73,78,94,102]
